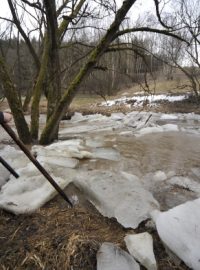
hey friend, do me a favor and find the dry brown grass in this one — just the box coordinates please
[0,184,190,270]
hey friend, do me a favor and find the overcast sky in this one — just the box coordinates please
[0,0,159,39]
[0,0,156,19]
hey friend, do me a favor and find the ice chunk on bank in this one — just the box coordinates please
[0,170,74,214]
[125,233,157,270]
[1,145,29,169]
[74,171,159,228]
[0,164,10,188]
[97,242,140,270]
[169,176,200,195]
[152,198,200,270]
[0,145,76,214]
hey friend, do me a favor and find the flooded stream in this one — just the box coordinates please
[58,112,200,211]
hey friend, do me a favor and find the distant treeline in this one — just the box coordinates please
[0,38,165,97]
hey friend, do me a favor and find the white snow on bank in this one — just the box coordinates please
[100,94,187,107]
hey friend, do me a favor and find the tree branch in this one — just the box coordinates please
[153,0,173,29]
[20,0,45,13]
[114,27,189,44]
[7,0,40,69]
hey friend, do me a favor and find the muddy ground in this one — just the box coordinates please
[1,99,198,270]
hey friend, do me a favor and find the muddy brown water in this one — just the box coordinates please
[77,128,200,210]
[80,131,200,176]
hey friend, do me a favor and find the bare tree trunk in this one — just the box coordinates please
[44,0,61,122]
[40,0,137,144]
[30,36,50,141]
[0,56,32,144]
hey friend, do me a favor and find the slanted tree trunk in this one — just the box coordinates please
[40,0,137,144]
[30,36,50,141]
[0,56,32,144]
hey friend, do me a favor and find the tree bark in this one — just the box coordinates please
[30,36,50,140]
[44,0,61,123]
[0,56,32,144]
[40,0,137,144]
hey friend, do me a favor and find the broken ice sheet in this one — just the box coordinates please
[1,145,29,169]
[91,147,120,161]
[38,156,79,169]
[135,124,179,137]
[0,164,10,188]
[151,198,200,270]
[0,145,76,214]
[169,176,200,195]
[33,141,92,160]
[74,170,159,228]
[97,242,140,270]
[125,233,157,270]
[0,174,69,214]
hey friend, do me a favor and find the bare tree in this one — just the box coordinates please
[0,0,187,144]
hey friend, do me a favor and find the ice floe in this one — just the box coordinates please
[97,242,140,270]
[125,233,157,270]
[0,164,10,188]
[0,165,75,214]
[74,170,159,228]
[151,198,200,270]
[0,142,81,214]
[169,176,200,195]
[135,124,179,137]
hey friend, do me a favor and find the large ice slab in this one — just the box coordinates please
[151,198,200,270]
[135,124,179,137]
[1,145,29,169]
[74,171,159,228]
[0,144,78,214]
[97,242,140,270]
[0,164,10,188]
[125,233,157,270]
[33,140,93,160]
[0,166,75,214]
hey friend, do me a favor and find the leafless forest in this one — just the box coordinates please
[0,0,200,144]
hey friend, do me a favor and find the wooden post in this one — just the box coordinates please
[1,123,73,207]
[0,156,19,178]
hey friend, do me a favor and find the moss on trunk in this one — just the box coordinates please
[0,57,32,144]
[30,37,50,140]
[40,0,137,145]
